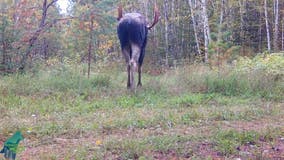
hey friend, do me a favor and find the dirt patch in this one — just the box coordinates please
[16,136,284,160]
[14,115,284,159]
[235,137,284,159]
[223,116,284,132]
[150,137,284,159]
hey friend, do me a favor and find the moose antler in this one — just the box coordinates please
[117,5,123,21]
[147,4,160,30]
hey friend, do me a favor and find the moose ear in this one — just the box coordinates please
[117,5,123,21]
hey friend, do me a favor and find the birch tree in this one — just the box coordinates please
[273,0,279,51]
[217,0,225,56]
[164,0,169,66]
[258,1,263,52]
[188,0,201,55]
[281,20,284,51]
[238,0,245,55]
[202,0,210,63]
[264,0,271,53]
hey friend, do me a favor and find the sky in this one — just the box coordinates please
[57,0,69,14]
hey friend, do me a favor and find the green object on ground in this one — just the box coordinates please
[0,131,24,160]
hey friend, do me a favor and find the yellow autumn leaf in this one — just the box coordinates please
[95,140,102,145]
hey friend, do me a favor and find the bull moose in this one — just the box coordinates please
[117,5,160,90]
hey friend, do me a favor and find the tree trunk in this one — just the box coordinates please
[164,0,169,66]
[258,4,263,53]
[217,0,225,63]
[170,0,177,62]
[143,0,148,18]
[273,0,279,51]
[181,22,185,58]
[1,30,7,72]
[238,0,245,55]
[188,0,201,56]
[43,38,48,59]
[19,0,58,70]
[88,13,94,79]
[264,0,271,53]
[202,0,210,63]
[282,20,284,51]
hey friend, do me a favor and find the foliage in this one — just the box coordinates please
[0,0,62,72]
[64,0,117,64]
[236,53,284,79]
[1,0,283,73]
[178,54,284,100]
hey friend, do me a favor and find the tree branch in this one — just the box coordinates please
[46,0,59,10]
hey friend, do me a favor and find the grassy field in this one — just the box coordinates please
[0,54,283,159]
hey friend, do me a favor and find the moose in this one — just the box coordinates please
[117,5,159,90]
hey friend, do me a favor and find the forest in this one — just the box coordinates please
[0,0,283,72]
[0,0,284,159]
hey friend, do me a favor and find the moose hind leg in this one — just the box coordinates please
[128,61,135,90]
[137,64,142,87]
[127,65,131,89]
[130,44,141,90]
[122,47,131,89]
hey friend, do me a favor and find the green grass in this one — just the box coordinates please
[0,58,283,159]
[204,71,283,100]
[213,130,260,156]
[1,69,110,96]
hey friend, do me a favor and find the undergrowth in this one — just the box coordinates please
[0,53,283,159]
[173,53,284,100]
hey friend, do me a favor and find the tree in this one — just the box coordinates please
[65,0,116,68]
[164,0,169,66]
[88,12,94,78]
[264,0,271,53]
[188,0,201,56]
[238,0,245,55]
[216,0,225,66]
[1,0,284,74]
[19,0,59,70]
[273,0,279,51]
[202,0,210,63]
[282,21,284,51]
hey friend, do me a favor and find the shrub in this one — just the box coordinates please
[178,53,283,100]
[205,73,252,96]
